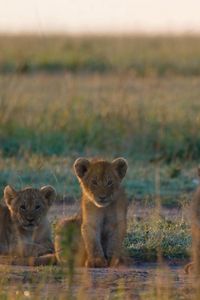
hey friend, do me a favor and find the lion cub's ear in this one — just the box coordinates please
[112,158,128,179]
[40,186,56,207]
[4,185,17,206]
[74,158,90,179]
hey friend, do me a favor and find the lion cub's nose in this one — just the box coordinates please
[99,196,106,201]
[27,217,34,223]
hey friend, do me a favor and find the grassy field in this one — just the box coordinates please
[0,74,199,198]
[1,35,200,76]
[0,35,200,299]
[1,35,200,161]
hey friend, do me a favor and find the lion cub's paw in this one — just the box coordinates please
[109,257,120,267]
[85,257,108,268]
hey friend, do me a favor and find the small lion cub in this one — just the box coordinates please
[55,157,128,268]
[0,185,56,265]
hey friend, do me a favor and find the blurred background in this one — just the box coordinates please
[1,0,200,34]
[0,0,200,206]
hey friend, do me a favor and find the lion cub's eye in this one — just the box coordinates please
[91,179,98,186]
[20,205,26,210]
[35,205,41,210]
[107,180,113,186]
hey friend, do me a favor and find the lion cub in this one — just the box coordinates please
[55,157,128,268]
[185,174,200,274]
[0,185,56,265]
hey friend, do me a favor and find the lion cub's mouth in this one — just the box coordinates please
[94,196,112,208]
[23,223,37,230]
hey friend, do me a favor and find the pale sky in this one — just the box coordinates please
[0,0,200,34]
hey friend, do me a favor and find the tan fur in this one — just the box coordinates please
[0,185,57,266]
[55,157,128,268]
[55,215,86,267]
[184,173,200,274]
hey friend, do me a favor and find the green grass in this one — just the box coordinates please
[125,216,191,261]
[0,155,197,207]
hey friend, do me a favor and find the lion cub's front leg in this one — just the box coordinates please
[81,223,108,268]
[105,220,126,267]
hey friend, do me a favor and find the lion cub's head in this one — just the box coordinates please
[4,185,56,231]
[74,157,128,208]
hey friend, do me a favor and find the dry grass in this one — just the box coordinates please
[1,35,200,76]
[1,74,200,161]
[0,35,200,299]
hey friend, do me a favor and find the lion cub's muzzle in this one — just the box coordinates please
[95,195,113,207]
[22,216,39,230]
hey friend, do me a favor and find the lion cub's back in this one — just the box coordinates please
[55,215,86,266]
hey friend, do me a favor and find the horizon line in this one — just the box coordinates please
[1,29,200,37]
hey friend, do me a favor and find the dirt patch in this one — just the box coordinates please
[0,263,197,299]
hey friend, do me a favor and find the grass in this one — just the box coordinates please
[125,214,191,261]
[0,34,200,299]
[1,75,200,161]
[0,155,197,207]
[1,35,200,76]
[1,36,200,162]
